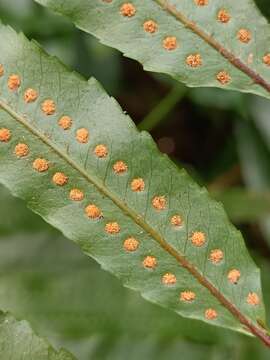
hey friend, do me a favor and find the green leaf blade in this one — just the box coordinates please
[0,312,76,360]
[0,23,268,343]
[35,0,270,99]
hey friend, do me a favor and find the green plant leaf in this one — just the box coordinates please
[0,23,269,344]
[35,0,270,100]
[0,232,228,345]
[1,232,269,360]
[0,312,76,359]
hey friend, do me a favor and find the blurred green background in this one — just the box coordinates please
[1,0,270,358]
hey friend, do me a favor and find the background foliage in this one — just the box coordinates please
[1,0,270,358]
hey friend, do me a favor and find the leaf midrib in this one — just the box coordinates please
[0,96,269,344]
[154,0,270,94]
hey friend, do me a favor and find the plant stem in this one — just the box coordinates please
[138,84,187,131]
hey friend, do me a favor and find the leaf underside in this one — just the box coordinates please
[0,312,76,360]
[0,23,267,338]
[35,0,270,100]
